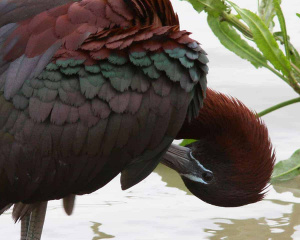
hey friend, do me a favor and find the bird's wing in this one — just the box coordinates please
[0,0,80,27]
[0,0,153,101]
[0,0,208,207]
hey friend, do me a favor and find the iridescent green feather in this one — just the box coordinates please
[44,80,61,90]
[85,65,101,74]
[30,78,44,89]
[189,65,202,82]
[21,81,34,97]
[165,48,186,59]
[36,87,58,102]
[129,55,152,67]
[130,51,147,58]
[142,65,161,79]
[186,50,199,60]
[107,65,134,92]
[38,71,62,82]
[198,53,209,64]
[56,59,85,68]
[179,56,194,68]
[100,62,114,71]
[165,61,183,82]
[79,77,102,99]
[46,63,59,71]
[108,53,128,65]
[60,67,81,75]
[151,52,183,82]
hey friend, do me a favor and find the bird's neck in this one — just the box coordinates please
[127,0,179,27]
[147,0,179,26]
[176,89,253,141]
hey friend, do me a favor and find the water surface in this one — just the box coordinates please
[1,1,300,239]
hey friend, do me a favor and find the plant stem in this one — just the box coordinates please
[220,11,300,94]
[291,62,300,77]
[264,65,288,83]
[221,12,253,39]
[258,97,300,117]
[288,72,300,94]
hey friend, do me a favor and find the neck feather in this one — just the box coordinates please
[177,89,259,140]
[126,0,179,26]
[176,89,275,187]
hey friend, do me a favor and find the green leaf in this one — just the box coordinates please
[230,1,291,76]
[274,32,300,68]
[290,46,300,68]
[180,139,197,147]
[272,0,290,60]
[258,0,279,31]
[207,15,267,69]
[182,0,204,13]
[296,13,300,18]
[183,0,227,16]
[271,149,300,183]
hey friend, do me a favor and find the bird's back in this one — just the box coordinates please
[0,0,208,211]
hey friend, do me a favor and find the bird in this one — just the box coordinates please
[0,0,275,239]
[162,88,275,207]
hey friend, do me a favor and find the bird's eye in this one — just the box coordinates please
[202,172,213,182]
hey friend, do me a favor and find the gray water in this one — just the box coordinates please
[1,1,300,239]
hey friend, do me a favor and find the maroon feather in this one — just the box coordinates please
[60,124,77,156]
[55,15,78,38]
[127,92,143,114]
[91,98,111,119]
[67,106,79,123]
[51,101,71,125]
[27,12,56,35]
[73,123,88,155]
[29,97,54,122]
[0,0,209,225]
[86,118,108,155]
[109,92,130,113]
[98,82,117,101]
[78,101,99,127]
[107,0,134,21]
[115,114,135,148]
[68,3,93,24]
[100,113,121,156]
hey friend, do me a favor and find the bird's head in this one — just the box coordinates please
[162,89,275,207]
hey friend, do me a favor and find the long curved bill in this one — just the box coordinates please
[161,144,213,184]
[161,144,192,174]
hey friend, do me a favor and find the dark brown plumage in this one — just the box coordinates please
[0,0,274,239]
[173,89,275,207]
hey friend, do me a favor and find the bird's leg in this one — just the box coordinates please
[63,194,76,216]
[21,214,31,240]
[23,201,48,240]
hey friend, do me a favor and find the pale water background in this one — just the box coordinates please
[1,1,300,239]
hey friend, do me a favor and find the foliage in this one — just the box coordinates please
[180,0,300,184]
[271,149,300,183]
[180,139,197,146]
[258,0,279,31]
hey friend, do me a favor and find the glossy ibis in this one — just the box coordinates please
[0,0,275,239]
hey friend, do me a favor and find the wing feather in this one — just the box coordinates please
[0,1,208,205]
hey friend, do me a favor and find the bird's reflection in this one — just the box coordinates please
[204,201,300,240]
[154,163,300,240]
[90,222,115,240]
[272,175,300,198]
[154,163,191,194]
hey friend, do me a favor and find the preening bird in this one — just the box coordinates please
[0,0,275,239]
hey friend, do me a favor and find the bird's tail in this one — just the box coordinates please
[0,201,12,215]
